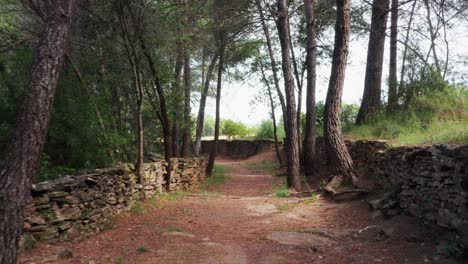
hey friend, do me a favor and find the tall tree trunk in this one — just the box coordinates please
[303,0,317,176]
[259,59,283,165]
[423,0,441,74]
[0,1,77,262]
[356,0,390,124]
[324,0,355,182]
[206,35,226,176]
[387,0,399,115]
[399,0,417,87]
[118,3,144,183]
[181,50,192,157]
[288,30,303,151]
[276,0,301,191]
[172,46,184,157]
[194,53,219,156]
[255,0,287,124]
[140,37,173,161]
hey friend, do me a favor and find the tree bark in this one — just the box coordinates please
[324,0,355,181]
[140,37,173,161]
[276,0,301,191]
[0,1,77,262]
[356,0,389,124]
[194,53,219,156]
[387,0,399,115]
[255,0,287,123]
[259,58,283,165]
[181,50,192,157]
[303,0,317,176]
[399,0,417,87]
[172,46,184,158]
[206,34,226,176]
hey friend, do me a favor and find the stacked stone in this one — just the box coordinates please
[22,157,207,245]
[168,158,182,192]
[140,161,168,197]
[24,167,136,243]
[179,158,207,190]
[374,144,468,250]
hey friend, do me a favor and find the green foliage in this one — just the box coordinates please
[221,119,250,139]
[255,120,285,140]
[273,185,290,197]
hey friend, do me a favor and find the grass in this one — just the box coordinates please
[272,184,290,197]
[137,246,149,253]
[348,120,468,146]
[115,256,123,264]
[304,193,320,205]
[166,225,184,232]
[130,202,145,215]
[201,164,229,188]
[244,161,279,173]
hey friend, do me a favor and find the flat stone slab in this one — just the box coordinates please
[245,203,278,216]
[268,231,335,246]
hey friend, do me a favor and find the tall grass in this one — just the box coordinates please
[348,86,468,145]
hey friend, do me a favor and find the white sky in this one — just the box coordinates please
[195,16,468,126]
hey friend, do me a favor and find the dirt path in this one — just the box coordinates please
[21,152,458,264]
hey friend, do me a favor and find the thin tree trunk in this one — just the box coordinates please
[172,46,184,158]
[181,50,192,157]
[423,0,441,74]
[66,55,116,163]
[194,53,219,156]
[140,37,173,161]
[259,59,283,165]
[303,0,317,176]
[255,0,287,122]
[288,30,303,150]
[387,0,399,115]
[206,35,225,176]
[399,0,417,86]
[276,0,301,191]
[118,3,144,183]
[356,0,390,124]
[324,0,356,182]
[0,1,77,261]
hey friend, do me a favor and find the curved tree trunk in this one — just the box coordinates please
[140,37,173,161]
[194,53,219,156]
[324,0,355,182]
[356,0,390,124]
[276,0,301,191]
[0,1,77,262]
[387,0,399,115]
[303,0,317,176]
[255,0,287,125]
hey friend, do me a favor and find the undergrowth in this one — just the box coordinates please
[201,164,229,188]
[244,161,279,173]
[347,86,468,145]
[273,184,290,197]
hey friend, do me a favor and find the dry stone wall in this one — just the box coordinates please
[22,158,206,245]
[200,139,276,158]
[316,139,468,250]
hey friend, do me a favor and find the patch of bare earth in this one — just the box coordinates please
[20,151,459,264]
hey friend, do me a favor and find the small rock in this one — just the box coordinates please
[56,248,73,259]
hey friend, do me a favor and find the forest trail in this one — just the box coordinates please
[21,152,457,264]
